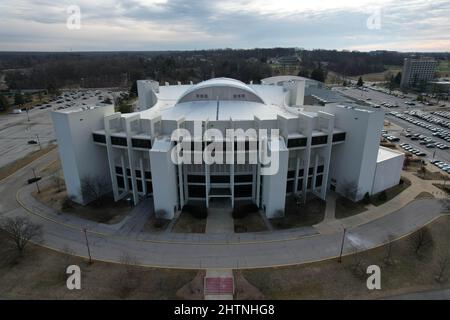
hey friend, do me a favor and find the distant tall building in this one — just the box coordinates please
[400,57,438,88]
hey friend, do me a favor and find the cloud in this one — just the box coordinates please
[0,0,449,51]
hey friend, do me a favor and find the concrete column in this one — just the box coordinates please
[205,164,210,208]
[125,116,140,205]
[178,163,184,209]
[149,138,178,219]
[321,115,334,200]
[230,163,234,208]
[140,157,146,195]
[294,156,300,194]
[312,153,319,195]
[261,137,289,218]
[104,114,120,200]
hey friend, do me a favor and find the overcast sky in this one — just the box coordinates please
[0,0,449,52]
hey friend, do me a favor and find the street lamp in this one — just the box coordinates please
[83,228,93,265]
[32,168,40,193]
[338,227,347,263]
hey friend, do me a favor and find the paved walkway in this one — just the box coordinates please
[206,199,234,234]
[314,171,448,234]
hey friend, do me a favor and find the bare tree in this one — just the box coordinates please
[410,227,433,256]
[384,234,396,266]
[0,217,42,254]
[350,245,366,279]
[435,253,450,283]
[80,176,109,205]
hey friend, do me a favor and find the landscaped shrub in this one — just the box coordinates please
[183,204,207,219]
[155,209,167,219]
[153,218,167,229]
[363,192,371,205]
[232,203,259,219]
[378,191,388,202]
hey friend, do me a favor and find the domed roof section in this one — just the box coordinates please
[176,77,265,105]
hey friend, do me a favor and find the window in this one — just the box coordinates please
[92,133,106,144]
[307,177,312,189]
[315,175,323,187]
[188,175,205,183]
[115,166,123,174]
[145,171,152,180]
[146,181,153,194]
[235,175,253,183]
[137,180,143,192]
[312,135,328,145]
[286,181,294,193]
[117,176,124,189]
[332,132,346,142]
[287,170,295,179]
[211,175,230,184]
[317,165,324,174]
[308,167,314,175]
[234,185,252,198]
[287,137,307,148]
[132,138,152,149]
[111,136,127,146]
[135,170,141,178]
[297,180,303,191]
[188,185,206,198]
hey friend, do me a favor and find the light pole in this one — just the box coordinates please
[36,134,41,150]
[83,228,93,265]
[31,168,40,193]
[338,227,347,263]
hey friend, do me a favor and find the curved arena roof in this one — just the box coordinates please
[176,77,265,105]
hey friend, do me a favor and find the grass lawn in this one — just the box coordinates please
[243,215,450,299]
[172,212,206,233]
[415,168,448,181]
[270,197,325,230]
[234,211,268,233]
[415,192,435,200]
[0,231,196,299]
[0,144,56,181]
[347,65,402,82]
[370,177,411,206]
[437,60,450,77]
[33,181,132,224]
[335,197,367,219]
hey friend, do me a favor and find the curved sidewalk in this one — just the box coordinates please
[2,150,448,269]
[13,182,446,269]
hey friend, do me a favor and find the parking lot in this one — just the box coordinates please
[0,89,123,168]
[337,85,450,176]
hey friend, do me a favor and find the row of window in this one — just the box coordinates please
[187,174,253,184]
[286,175,323,193]
[92,133,151,149]
[115,167,152,179]
[288,165,325,179]
[116,176,153,194]
[187,185,252,198]
[287,133,346,148]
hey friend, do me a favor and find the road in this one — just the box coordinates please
[0,149,446,269]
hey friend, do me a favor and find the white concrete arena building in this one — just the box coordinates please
[51,76,404,219]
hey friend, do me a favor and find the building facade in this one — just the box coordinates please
[400,57,438,88]
[51,76,404,219]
